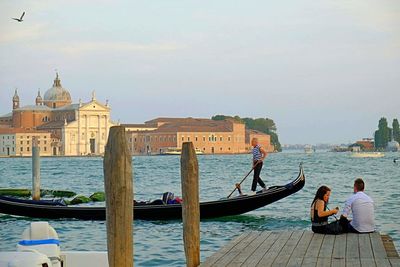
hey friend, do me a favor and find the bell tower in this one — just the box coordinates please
[12,89,20,109]
[35,89,43,106]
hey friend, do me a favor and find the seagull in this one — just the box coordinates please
[12,12,25,22]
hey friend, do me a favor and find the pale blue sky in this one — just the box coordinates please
[1,1,399,144]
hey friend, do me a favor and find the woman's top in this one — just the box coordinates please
[311,200,328,226]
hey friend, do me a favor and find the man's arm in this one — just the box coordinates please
[342,195,354,217]
[259,146,268,162]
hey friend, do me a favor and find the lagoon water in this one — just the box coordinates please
[0,151,399,266]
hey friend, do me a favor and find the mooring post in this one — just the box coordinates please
[181,142,200,267]
[104,126,133,267]
[32,136,40,201]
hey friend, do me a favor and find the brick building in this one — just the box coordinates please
[123,118,273,155]
[245,129,275,152]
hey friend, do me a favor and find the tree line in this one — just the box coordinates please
[211,115,282,151]
[374,117,400,149]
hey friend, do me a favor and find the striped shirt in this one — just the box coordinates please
[252,145,262,161]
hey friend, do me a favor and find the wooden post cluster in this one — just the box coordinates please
[32,136,40,201]
[104,126,133,267]
[180,142,200,267]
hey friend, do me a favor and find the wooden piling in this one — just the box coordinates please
[181,142,200,267]
[32,137,40,201]
[104,126,133,267]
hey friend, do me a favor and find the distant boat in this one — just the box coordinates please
[351,152,384,158]
[304,145,314,154]
[162,147,203,155]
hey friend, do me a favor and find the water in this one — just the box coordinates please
[0,152,399,266]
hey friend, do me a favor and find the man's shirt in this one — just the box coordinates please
[342,191,375,233]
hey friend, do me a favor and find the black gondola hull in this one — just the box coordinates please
[0,167,305,220]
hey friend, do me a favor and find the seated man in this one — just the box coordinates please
[341,178,375,233]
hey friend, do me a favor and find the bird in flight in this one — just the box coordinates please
[12,12,25,22]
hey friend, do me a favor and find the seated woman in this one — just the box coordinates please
[310,186,342,235]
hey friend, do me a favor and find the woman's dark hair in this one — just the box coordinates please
[311,185,331,207]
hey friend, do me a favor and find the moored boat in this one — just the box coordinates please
[0,166,305,220]
[162,147,203,155]
[351,152,384,158]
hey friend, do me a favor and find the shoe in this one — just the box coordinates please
[248,191,256,196]
[262,187,269,192]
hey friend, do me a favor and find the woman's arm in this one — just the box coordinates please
[316,200,338,218]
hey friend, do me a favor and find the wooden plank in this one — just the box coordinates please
[331,234,346,267]
[256,231,293,267]
[346,258,361,267]
[318,234,335,257]
[331,257,345,267]
[271,230,304,267]
[359,234,374,259]
[381,235,400,258]
[346,234,360,266]
[346,233,360,259]
[374,258,391,267]
[228,231,272,266]
[301,257,318,267]
[316,234,335,267]
[370,232,388,259]
[240,231,281,266]
[200,232,251,267]
[286,231,314,267]
[213,231,260,267]
[360,258,376,267]
[389,258,400,267]
[305,233,324,258]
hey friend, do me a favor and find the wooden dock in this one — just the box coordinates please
[200,231,400,267]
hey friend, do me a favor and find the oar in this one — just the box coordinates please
[227,162,260,198]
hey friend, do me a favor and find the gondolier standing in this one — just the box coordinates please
[250,138,268,194]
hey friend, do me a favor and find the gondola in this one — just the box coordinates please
[0,166,305,220]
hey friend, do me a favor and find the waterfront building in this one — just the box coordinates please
[356,138,375,151]
[0,128,51,157]
[245,129,275,152]
[0,73,114,156]
[123,118,273,155]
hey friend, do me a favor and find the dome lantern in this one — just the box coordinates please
[43,72,72,108]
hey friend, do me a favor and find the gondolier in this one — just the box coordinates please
[250,138,268,194]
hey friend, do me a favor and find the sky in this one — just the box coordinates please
[0,1,399,144]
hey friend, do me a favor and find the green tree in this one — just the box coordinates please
[374,117,391,149]
[393,118,400,143]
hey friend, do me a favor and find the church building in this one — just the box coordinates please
[0,73,114,156]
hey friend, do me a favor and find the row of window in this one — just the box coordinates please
[19,140,47,145]
[128,135,237,143]
[19,146,47,152]
[129,136,177,143]
[2,141,15,145]
[129,146,232,153]
[2,147,14,152]
[2,136,15,140]
[18,135,48,139]
[181,135,231,142]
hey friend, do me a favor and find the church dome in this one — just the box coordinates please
[44,73,71,102]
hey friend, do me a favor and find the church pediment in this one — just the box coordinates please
[79,100,110,112]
